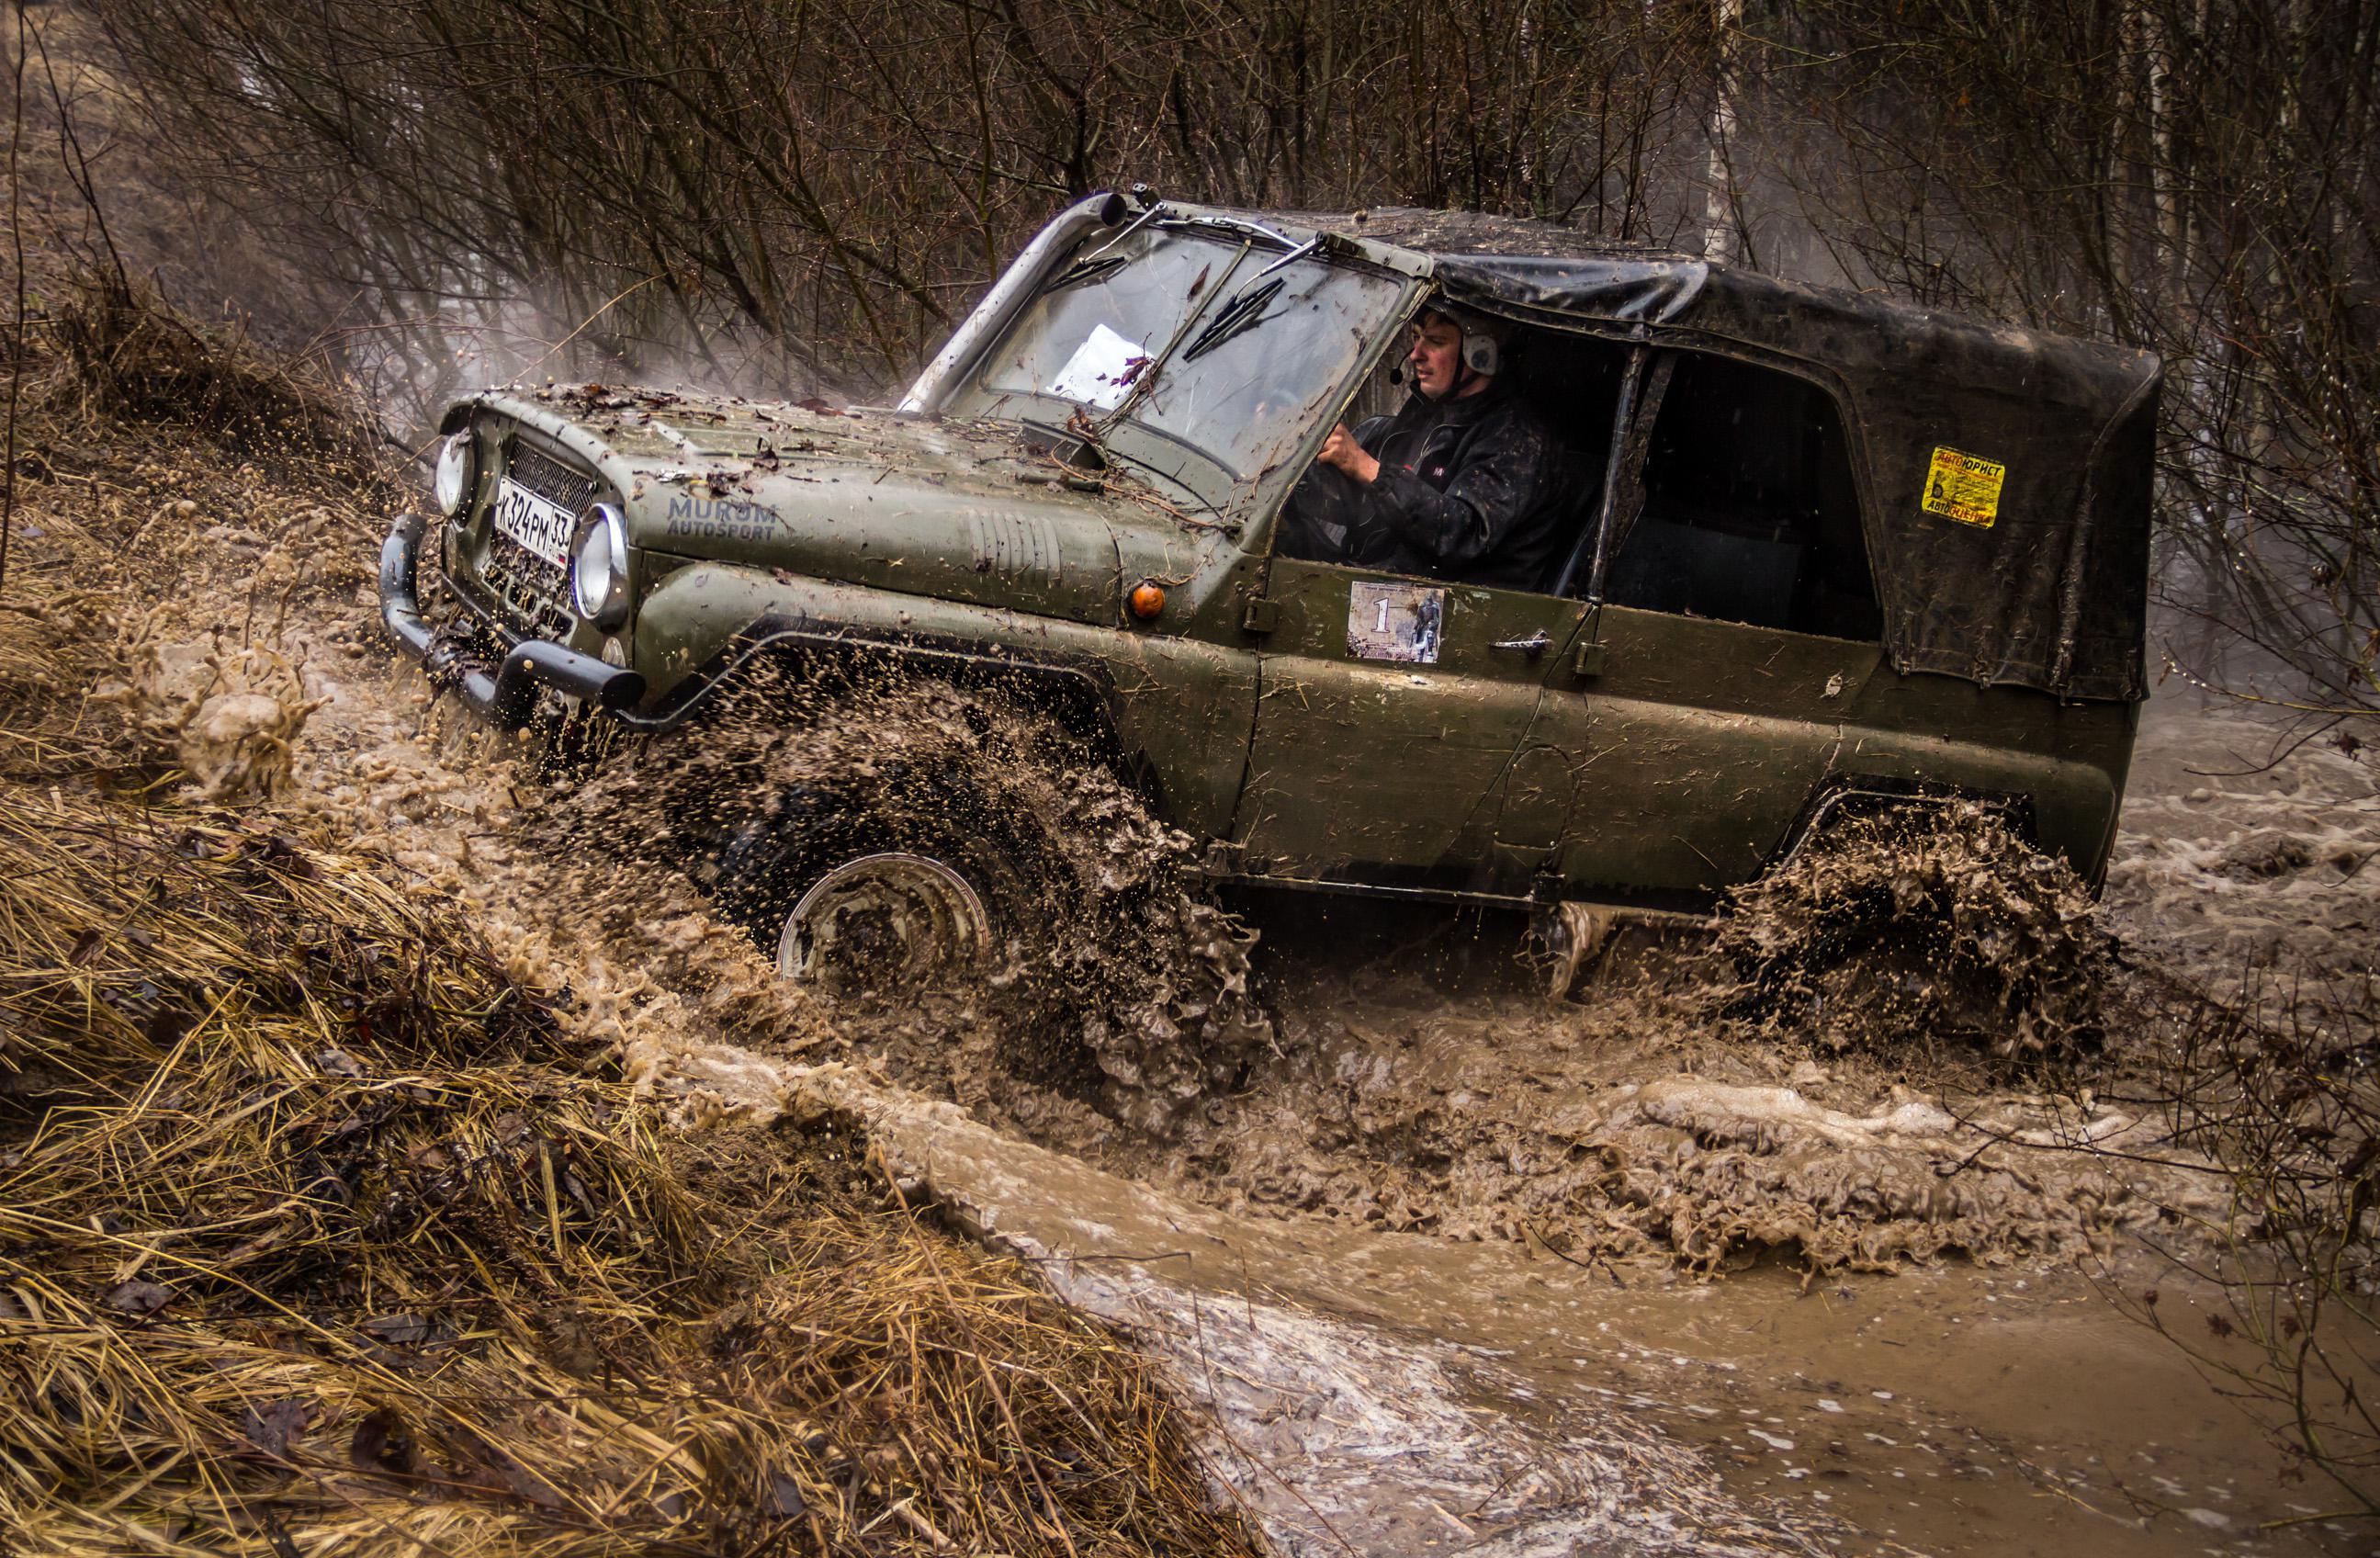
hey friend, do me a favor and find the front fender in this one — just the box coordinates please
[625,562,1257,838]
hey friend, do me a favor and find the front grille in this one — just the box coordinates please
[508,441,599,512]
[474,436,590,640]
[482,528,574,641]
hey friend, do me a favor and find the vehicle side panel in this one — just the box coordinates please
[1232,559,1589,892]
[1533,605,1881,895]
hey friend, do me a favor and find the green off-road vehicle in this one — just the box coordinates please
[380,191,2159,998]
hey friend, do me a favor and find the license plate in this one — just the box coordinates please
[491,477,574,568]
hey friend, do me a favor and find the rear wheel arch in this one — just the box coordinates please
[1768,775,2038,878]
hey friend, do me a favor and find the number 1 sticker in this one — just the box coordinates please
[1348,581,1445,665]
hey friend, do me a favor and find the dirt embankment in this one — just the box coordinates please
[0,291,1259,1557]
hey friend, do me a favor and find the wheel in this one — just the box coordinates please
[775,851,989,989]
[713,773,1036,1002]
[689,682,1274,1129]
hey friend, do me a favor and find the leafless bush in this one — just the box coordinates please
[75,0,1722,416]
[48,0,2380,714]
[2125,967,2380,1518]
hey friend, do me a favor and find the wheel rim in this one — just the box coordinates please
[775,852,991,992]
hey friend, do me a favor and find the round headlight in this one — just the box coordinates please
[570,502,630,629]
[432,432,472,515]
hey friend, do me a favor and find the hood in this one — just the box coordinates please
[466,385,1191,627]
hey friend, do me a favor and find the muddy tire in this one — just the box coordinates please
[711,775,1038,992]
[1716,800,2109,1058]
[692,682,1272,1130]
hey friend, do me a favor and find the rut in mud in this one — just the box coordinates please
[1025,807,2186,1278]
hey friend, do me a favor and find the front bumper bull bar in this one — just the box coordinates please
[379,512,646,728]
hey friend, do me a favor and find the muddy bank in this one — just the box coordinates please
[0,317,1265,1557]
[1071,952,2209,1276]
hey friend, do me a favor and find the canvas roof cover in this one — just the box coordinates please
[1269,207,2161,703]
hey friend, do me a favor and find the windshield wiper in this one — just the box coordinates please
[1181,277,1284,362]
[1038,253,1131,294]
[1159,212,1301,252]
[1179,236,1322,362]
[1038,200,1167,296]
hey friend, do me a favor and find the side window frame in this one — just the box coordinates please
[1247,283,1437,566]
[1551,344,1678,604]
[1575,344,1881,642]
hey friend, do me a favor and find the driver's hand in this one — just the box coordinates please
[1318,423,1381,485]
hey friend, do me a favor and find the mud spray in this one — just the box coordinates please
[282,591,2374,1553]
[9,334,2375,1552]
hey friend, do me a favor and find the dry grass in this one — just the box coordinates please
[0,278,1258,1558]
[42,270,381,475]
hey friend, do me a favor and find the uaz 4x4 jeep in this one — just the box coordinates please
[381,193,2159,988]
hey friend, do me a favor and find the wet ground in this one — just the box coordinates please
[107,523,2376,1557]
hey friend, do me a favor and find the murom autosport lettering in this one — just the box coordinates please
[665,496,780,540]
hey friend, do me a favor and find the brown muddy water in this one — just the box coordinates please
[258,568,2374,1556]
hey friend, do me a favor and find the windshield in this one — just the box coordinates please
[965,225,1407,482]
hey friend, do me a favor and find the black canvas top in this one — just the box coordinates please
[1268,206,2161,703]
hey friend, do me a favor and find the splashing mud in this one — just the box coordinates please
[11,284,2371,1552]
[555,676,1272,1133]
[1036,810,2183,1280]
[1715,801,2110,1059]
[120,632,324,798]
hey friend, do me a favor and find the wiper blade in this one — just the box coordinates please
[1181,277,1283,362]
[1040,201,1166,295]
[1038,253,1131,294]
[1178,234,1323,363]
[1160,212,1301,252]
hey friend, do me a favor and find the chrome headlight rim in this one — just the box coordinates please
[432,431,473,516]
[570,502,631,630]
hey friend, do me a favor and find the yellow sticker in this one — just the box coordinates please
[1923,446,2006,528]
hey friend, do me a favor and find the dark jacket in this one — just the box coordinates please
[1281,384,1578,591]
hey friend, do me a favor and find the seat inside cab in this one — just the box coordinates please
[1607,353,1882,642]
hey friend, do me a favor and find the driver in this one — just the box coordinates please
[1280,305,1574,591]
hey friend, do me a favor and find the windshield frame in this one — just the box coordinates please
[942,215,1422,514]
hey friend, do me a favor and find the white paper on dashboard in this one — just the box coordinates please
[1047,322,1148,411]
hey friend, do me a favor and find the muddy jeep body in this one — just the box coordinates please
[381,195,2158,915]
